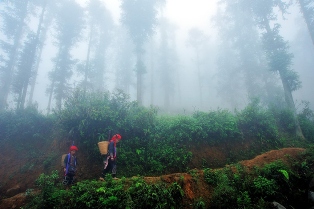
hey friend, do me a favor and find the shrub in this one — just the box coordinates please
[0,106,54,142]
[25,175,184,209]
[237,99,279,143]
[298,101,314,142]
[193,110,241,143]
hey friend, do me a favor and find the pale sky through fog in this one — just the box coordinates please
[27,0,314,111]
[75,0,313,111]
[78,0,218,31]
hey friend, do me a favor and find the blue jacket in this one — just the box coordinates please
[108,141,117,158]
[64,153,77,175]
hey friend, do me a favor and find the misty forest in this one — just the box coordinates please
[1,0,314,208]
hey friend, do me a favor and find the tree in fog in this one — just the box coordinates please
[77,0,113,93]
[214,0,273,109]
[13,0,54,109]
[297,0,314,46]
[47,0,84,112]
[12,34,37,109]
[27,0,55,106]
[120,0,165,105]
[186,27,208,106]
[157,17,178,110]
[113,26,135,95]
[0,0,30,110]
[252,0,305,139]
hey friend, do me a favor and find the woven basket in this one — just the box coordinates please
[98,141,109,155]
[61,154,67,167]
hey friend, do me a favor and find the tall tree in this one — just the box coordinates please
[27,0,55,106]
[214,0,276,109]
[158,17,178,110]
[113,26,135,95]
[46,0,84,112]
[297,0,314,46]
[252,0,305,139]
[77,0,113,93]
[12,0,52,109]
[0,0,29,110]
[12,33,37,109]
[186,27,208,106]
[120,0,164,105]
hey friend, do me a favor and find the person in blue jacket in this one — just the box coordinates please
[102,134,122,179]
[63,145,78,185]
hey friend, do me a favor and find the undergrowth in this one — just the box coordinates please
[1,91,314,208]
[203,147,314,208]
[23,173,184,209]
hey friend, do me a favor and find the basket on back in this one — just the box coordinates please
[98,141,109,155]
[61,154,67,167]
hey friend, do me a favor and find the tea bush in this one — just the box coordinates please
[298,101,314,142]
[24,174,184,209]
[193,110,241,143]
[0,106,54,142]
[204,158,312,208]
[236,99,279,144]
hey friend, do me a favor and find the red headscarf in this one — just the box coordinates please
[70,145,78,151]
[110,134,122,147]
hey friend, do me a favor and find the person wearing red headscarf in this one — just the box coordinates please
[102,134,121,179]
[63,145,78,186]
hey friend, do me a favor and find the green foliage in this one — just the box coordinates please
[25,170,61,208]
[257,160,290,177]
[127,177,183,208]
[193,110,241,143]
[203,168,219,186]
[270,106,295,134]
[237,191,251,209]
[119,137,192,176]
[0,106,54,142]
[237,99,279,144]
[155,115,199,143]
[298,101,314,141]
[1,90,314,208]
[24,175,184,209]
[58,90,124,141]
[209,171,238,208]
[153,109,241,146]
[193,198,206,209]
[204,157,314,208]
[278,169,289,180]
[66,177,128,208]
[120,0,162,53]
[253,176,278,196]
[58,90,159,159]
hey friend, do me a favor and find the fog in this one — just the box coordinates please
[1,0,313,114]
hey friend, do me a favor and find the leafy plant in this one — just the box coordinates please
[25,170,61,208]
[203,168,219,186]
[253,176,278,197]
[193,109,241,143]
[237,98,279,144]
[193,198,206,209]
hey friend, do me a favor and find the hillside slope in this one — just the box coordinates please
[0,147,306,209]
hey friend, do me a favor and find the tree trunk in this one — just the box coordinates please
[47,80,55,115]
[149,42,155,106]
[196,50,202,106]
[84,25,93,93]
[136,54,143,105]
[0,1,29,110]
[263,19,305,139]
[28,0,48,106]
[298,0,314,46]
[278,70,305,139]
